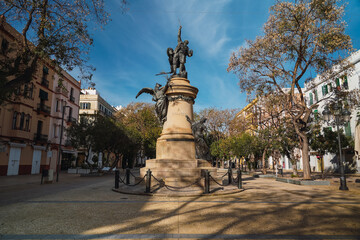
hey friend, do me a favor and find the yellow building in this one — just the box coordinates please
[235,98,259,135]
[0,18,80,176]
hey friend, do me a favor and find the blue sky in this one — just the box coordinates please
[83,0,360,111]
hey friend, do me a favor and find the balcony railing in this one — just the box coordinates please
[41,78,49,88]
[37,103,51,115]
[34,133,48,142]
[55,86,69,97]
[70,95,75,103]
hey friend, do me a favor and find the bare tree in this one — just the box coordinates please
[228,0,353,179]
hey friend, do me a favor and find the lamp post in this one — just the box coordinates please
[56,105,70,182]
[322,93,351,191]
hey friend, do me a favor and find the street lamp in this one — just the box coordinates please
[56,105,71,182]
[322,92,351,190]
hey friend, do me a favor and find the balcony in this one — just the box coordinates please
[41,78,49,88]
[37,103,51,115]
[34,133,48,143]
[70,95,75,103]
[55,86,69,97]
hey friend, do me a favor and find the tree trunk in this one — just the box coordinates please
[108,154,122,172]
[301,136,311,180]
[262,148,267,174]
[292,162,298,176]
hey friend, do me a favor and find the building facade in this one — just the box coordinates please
[80,88,116,117]
[304,50,360,173]
[0,19,80,176]
[78,88,117,167]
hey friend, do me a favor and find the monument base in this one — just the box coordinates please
[140,159,217,187]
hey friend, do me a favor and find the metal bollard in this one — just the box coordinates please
[237,169,242,189]
[204,170,210,194]
[126,168,130,185]
[115,170,119,189]
[145,169,152,193]
[228,167,232,184]
[280,168,283,177]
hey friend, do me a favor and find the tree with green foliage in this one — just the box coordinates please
[66,115,95,167]
[116,102,162,161]
[309,124,354,172]
[228,0,353,179]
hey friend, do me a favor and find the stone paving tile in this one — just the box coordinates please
[0,172,359,239]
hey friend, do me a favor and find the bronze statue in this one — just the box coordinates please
[136,80,171,125]
[167,26,193,79]
[186,116,211,160]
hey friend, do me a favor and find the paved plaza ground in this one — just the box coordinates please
[0,171,360,239]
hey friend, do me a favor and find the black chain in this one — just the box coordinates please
[210,175,228,186]
[220,172,228,179]
[119,176,126,184]
[164,178,201,190]
[151,173,202,190]
[126,174,147,186]
[129,171,137,178]
[151,174,163,183]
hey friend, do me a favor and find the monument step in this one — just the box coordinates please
[140,168,201,178]
[163,177,204,188]
[145,159,198,169]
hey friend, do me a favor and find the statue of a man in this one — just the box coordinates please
[136,79,171,125]
[167,26,193,78]
[186,116,211,160]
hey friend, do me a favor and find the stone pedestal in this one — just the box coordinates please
[140,77,216,187]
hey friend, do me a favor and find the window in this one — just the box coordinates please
[314,90,318,102]
[12,112,18,129]
[19,112,25,130]
[1,38,9,54]
[39,89,48,100]
[43,66,49,75]
[336,78,340,88]
[309,92,313,105]
[342,75,349,90]
[328,83,333,92]
[69,107,73,119]
[25,115,30,131]
[24,84,28,97]
[56,99,60,112]
[80,102,91,109]
[322,85,328,96]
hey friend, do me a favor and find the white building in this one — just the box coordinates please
[304,50,360,173]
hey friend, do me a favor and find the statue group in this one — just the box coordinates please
[136,25,210,161]
[136,25,193,125]
[167,25,193,79]
[136,79,171,125]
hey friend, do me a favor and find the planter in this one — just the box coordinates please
[67,168,78,174]
[276,177,330,186]
[78,169,90,174]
